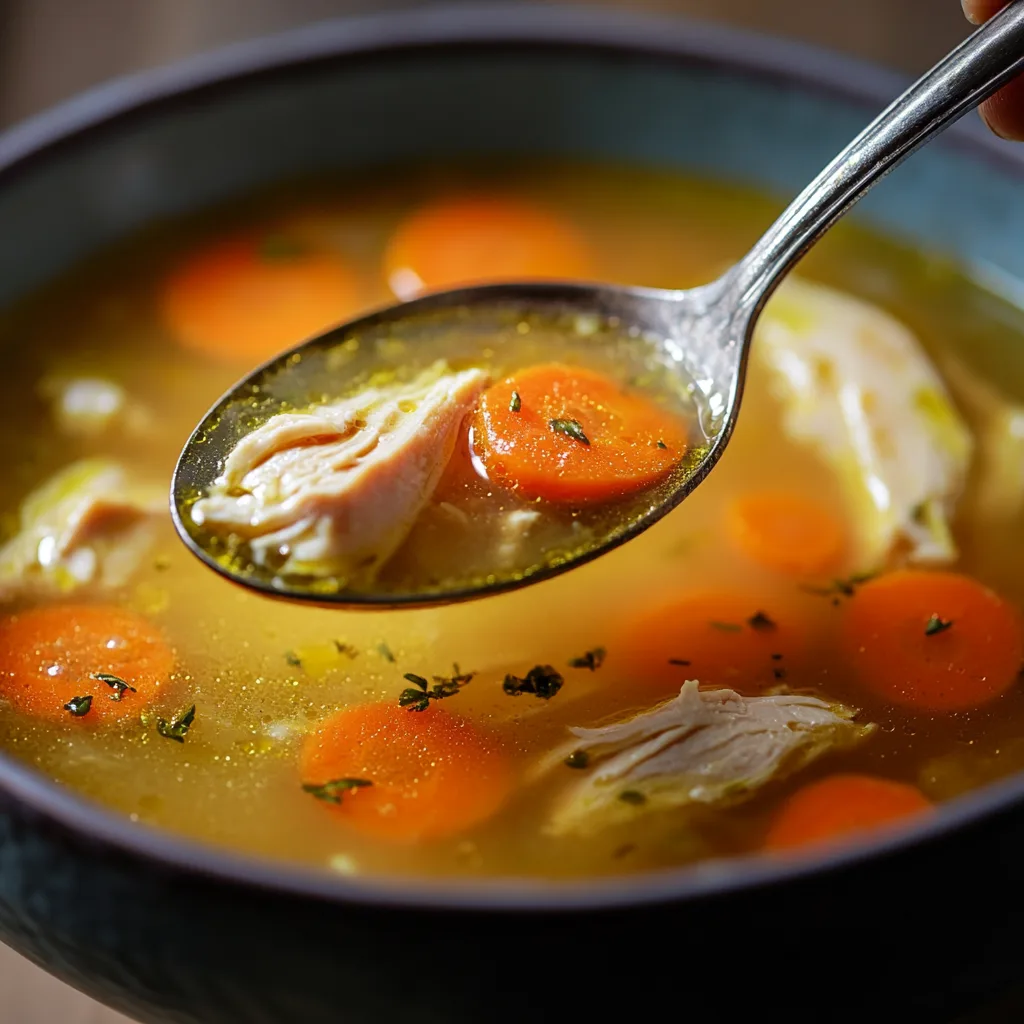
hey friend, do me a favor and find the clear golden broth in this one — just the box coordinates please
[0,160,1023,880]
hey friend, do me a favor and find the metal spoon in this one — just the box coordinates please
[173,2,1024,609]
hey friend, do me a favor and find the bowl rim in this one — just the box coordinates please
[1,2,1023,914]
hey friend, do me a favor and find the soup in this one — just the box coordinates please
[0,161,1022,880]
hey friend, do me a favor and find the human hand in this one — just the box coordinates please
[963,0,1024,138]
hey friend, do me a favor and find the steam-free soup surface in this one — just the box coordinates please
[0,162,1023,880]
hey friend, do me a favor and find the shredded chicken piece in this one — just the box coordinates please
[754,277,972,565]
[543,680,874,837]
[38,376,153,438]
[191,362,488,582]
[938,352,1024,522]
[0,459,164,598]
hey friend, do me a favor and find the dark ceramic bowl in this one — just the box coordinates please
[3,7,1024,1022]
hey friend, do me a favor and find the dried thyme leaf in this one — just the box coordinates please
[569,647,606,671]
[284,650,302,668]
[747,611,776,632]
[503,664,564,699]
[303,778,372,805]
[565,750,591,769]
[509,390,522,412]
[157,705,196,743]
[925,614,953,636]
[91,672,136,702]
[398,666,473,711]
[376,641,396,663]
[656,440,668,450]
[333,641,358,658]
[64,695,93,717]
[549,418,590,445]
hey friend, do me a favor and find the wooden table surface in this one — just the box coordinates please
[0,0,1000,1020]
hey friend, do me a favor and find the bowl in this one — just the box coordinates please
[2,6,1024,1022]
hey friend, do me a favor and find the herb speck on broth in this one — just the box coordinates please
[63,695,93,717]
[549,418,590,445]
[569,647,606,671]
[302,778,373,805]
[925,614,954,636]
[92,672,137,701]
[157,705,196,743]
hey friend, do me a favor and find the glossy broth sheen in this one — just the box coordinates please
[1,161,1023,880]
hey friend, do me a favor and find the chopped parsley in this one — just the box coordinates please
[569,647,606,671]
[302,778,372,805]
[398,665,473,711]
[64,695,93,717]
[773,667,787,681]
[509,390,522,412]
[803,573,875,600]
[656,440,668,450]
[710,621,742,633]
[92,672,136,702]
[618,790,646,806]
[925,614,953,636]
[156,704,196,743]
[332,641,358,658]
[564,749,590,769]
[747,611,776,631]
[549,418,590,445]
[376,641,396,663]
[503,664,564,699]
[284,650,302,668]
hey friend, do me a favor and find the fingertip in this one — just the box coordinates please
[962,0,1008,25]
[980,79,1024,141]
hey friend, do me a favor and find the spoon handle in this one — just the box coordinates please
[732,0,1024,312]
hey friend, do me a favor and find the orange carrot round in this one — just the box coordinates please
[300,701,512,843]
[471,363,688,503]
[727,491,846,576]
[383,195,593,298]
[0,604,173,722]
[161,233,361,364]
[614,589,809,696]
[840,570,1023,712]
[764,774,932,852]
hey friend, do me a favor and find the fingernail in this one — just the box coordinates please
[962,0,982,24]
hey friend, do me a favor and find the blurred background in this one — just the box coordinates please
[0,0,991,1021]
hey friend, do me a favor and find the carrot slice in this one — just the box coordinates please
[764,774,932,852]
[300,701,512,843]
[839,570,1023,712]
[727,492,846,576]
[0,604,173,722]
[614,589,809,697]
[383,195,593,298]
[471,364,688,503]
[161,233,361,364]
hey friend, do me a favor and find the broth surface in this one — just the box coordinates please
[0,160,1022,880]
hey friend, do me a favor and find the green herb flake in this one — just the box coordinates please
[64,695,93,717]
[549,418,590,445]
[564,750,590,769]
[773,667,787,681]
[303,778,373,805]
[509,390,522,413]
[503,664,564,700]
[398,665,473,711]
[376,641,396,663]
[656,440,668,450]
[284,650,302,668]
[569,647,606,671]
[618,790,647,806]
[92,672,137,702]
[747,611,776,632]
[156,705,196,743]
[925,614,953,636]
[333,640,358,658]
[803,573,876,600]
[710,621,742,633]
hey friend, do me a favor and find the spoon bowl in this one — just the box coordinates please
[172,1,1024,608]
